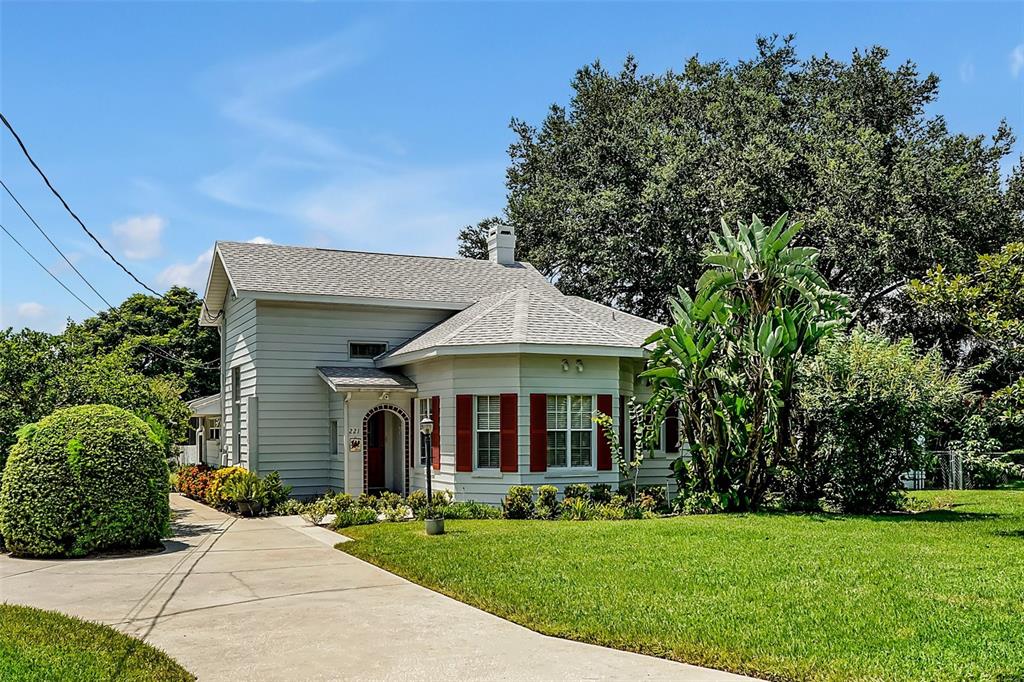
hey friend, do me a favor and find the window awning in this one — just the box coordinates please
[317,366,417,392]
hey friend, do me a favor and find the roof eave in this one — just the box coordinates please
[240,290,471,312]
[378,343,646,367]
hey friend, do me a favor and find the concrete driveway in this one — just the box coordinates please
[0,494,755,681]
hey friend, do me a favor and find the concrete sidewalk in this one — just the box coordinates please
[0,494,756,681]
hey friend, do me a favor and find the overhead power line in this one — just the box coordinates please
[0,111,161,296]
[0,221,99,315]
[0,204,218,369]
[1,178,115,310]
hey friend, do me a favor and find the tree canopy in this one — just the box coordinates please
[460,36,1023,339]
[0,287,216,469]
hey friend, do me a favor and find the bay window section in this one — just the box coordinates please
[547,395,593,468]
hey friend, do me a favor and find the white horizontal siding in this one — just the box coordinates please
[253,300,447,496]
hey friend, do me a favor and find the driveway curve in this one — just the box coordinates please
[0,494,756,681]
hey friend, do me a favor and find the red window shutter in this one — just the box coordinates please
[597,394,613,470]
[666,402,680,454]
[500,393,518,472]
[529,393,547,472]
[431,395,441,470]
[455,394,473,472]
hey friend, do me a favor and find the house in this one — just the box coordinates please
[198,226,679,502]
[178,394,221,466]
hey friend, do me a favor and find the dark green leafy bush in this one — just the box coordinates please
[502,485,534,519]
[792,330,964,513]
[535,485,559,519]
[331,506,378,529]
[590,483,612,504]
[563,483,591,500]
[441,501,501,520]
[0,404,170,558]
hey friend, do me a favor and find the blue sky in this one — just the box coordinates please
[2,1,1022,332]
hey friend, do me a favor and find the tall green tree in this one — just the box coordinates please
[911,242,1024,450]
[72,286,219,399]
[461,37,1022,338]
[642,215,845,511]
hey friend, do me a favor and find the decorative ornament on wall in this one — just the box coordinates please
[349,438,362,452]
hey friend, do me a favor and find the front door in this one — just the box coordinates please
[366,411,386,491]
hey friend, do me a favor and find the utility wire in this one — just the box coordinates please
[1,111,161,296]
[1,178,115,310]
[1,221,98,315]
[0,191,218,369]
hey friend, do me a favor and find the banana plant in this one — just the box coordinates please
[640,214,846,511]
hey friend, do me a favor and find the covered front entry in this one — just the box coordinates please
[362,404,411,495]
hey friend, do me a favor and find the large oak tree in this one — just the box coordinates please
[460,37,1023,335]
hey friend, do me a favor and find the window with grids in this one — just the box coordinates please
[547,395,593,468]
[349,341,387,359]
[418,398,432,465]
[475,396,501,469]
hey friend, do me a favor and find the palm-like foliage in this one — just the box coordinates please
[642,214,846,510]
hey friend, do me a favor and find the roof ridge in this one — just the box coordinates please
[533,289,638,345]
[567,295,660,326]
[217,239,539,269]
[444,290,519,345]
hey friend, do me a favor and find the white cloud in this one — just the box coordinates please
[111,214,166,260]
[16,302,46,319]
[1012,45,1024,78]
[157,237,274,290]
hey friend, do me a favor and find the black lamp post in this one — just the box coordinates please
[420,415,434,518]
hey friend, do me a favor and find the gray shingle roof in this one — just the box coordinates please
[317,366,416,390]
[381,288,663,362]
[216,241,556,305]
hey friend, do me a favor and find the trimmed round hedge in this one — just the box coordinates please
[0,404,170,558]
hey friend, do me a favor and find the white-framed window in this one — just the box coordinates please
[329,420,339,457]
[349,341,388,359]
[547,395,594,468]
[417,397,432,465]
[475,395,500,469]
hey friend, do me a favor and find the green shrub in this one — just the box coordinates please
[561,496,595,520]
[563,483,591,500]
[594,502,625,520]
[793,330,964,513]
[590,483,612,504]
[439,501,501,520]
[431,489,453,507]
[378,490,403,510]
[326,492,355,514]
[382,504,411,522]
[331,506,378,529]
[623,502,646,520]
[262,471,292,508]
[273,498,304,516]
[300,498,330,526]
[406,489,428,513]
[638,486,668,512]
[0,404,170,558]
[535,485,559,519]
[676,490,724,515]
[502,485,534,519]
[357,492,378,509]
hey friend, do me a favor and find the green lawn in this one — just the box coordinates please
[0,604,193,681]
[339,489,1024,682]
